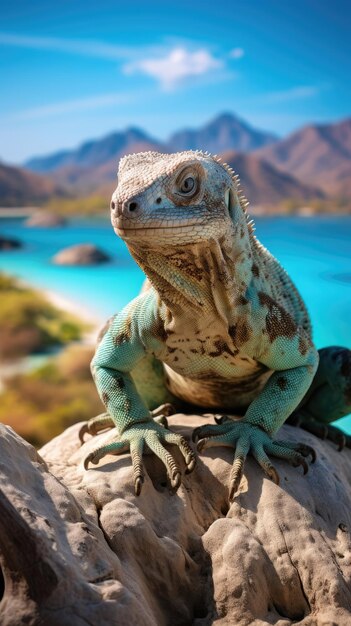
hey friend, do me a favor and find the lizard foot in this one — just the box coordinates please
[84,420,196,495]
[192,422,315,501]
[79,404,176,444]
[287,414,347,451]
[79,413,114,444]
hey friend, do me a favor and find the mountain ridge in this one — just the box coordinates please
[256,117,351,197]
[2,112,350,207]
[25,112,278,172]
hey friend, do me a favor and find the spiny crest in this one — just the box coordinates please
[211,153,252,229]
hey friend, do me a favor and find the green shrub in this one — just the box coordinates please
[0,346,104,446]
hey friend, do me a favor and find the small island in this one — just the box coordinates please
[25,211,67,228]
[52,243,111,266]
[0,235,22,250]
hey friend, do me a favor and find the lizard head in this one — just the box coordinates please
[110,150,249,247]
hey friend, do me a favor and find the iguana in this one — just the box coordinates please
[80,150,351,499]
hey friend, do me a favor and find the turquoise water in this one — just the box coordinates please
[1,215,351,429]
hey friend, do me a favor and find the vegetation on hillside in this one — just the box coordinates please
[279,197,351,215]
[43,195,108,216]
[41,192,351,218]
[0,345,104,446]
[0,273,85,361]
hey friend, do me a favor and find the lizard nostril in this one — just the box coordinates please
[129,201,138,212]
[156,197,162,204]
[111,201,115,210]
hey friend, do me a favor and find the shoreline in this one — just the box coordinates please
[0,284,102,390]
[44,289,102,345]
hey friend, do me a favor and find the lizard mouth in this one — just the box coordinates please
[114,221,205,237]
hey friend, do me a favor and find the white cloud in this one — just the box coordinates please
[124,47,223,90]
[0,32,144,61]
[229,48,245,59]
[12,93,133,120]
[260,85,326,104]
[0,33,234,92]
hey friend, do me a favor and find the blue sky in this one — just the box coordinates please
[1,0,350,163]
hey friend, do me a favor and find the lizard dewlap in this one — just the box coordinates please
[81,150,351,500]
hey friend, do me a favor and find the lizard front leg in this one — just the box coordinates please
[83,295,196,494]
[195,338,319,499]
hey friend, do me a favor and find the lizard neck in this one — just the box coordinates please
[127,217,255,330]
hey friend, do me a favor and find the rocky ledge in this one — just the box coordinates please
[52,243,110,266]
[0,415,350,625]
[25,211,67,228]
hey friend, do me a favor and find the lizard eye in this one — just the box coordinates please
[179,176,196,195]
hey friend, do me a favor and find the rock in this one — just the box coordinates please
[0,416,351,625]
[0,235,22,250]
[25,211,67,227]
[52,244,110,266]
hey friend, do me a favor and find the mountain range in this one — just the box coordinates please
[0,162,65,207]
[1,112,351,207]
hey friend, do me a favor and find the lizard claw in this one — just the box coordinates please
[295,443,317,463]
[79,424,89,445]
[84,452,98,470]
[171,472,181,490]
[134,475,144,496]
[185,456,196,474]
[266,464,280,485]
[292,456,309,475]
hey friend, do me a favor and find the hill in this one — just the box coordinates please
[26,128,163,173]
[221,151,324,205]
[256,118,351,197]
[0,162,65,207]
[167,112,277,153]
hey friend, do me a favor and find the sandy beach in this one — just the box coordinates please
[44,288,102,345]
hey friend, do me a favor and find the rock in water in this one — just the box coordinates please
[0,235,22,249]
[0,415,351,625]
[52,243,110,266]
[25,211,66,227]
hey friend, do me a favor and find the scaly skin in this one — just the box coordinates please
[81,150,351,499]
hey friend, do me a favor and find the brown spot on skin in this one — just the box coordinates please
[237,295,249,306]
[277,376,288,390]
[97,315,115,345]
[240,227,245,239]
[102,392,110,405]
[299,336,309,356]
[258,292,297,342]
[113,377,125,391]
[209,340,238,358]
[229,320,252,347]
[252,264,260,278]
[152,315,168,342]
[167,251,203,281]
[114,316,132,346]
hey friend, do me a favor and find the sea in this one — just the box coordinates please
[1,214,350,430]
